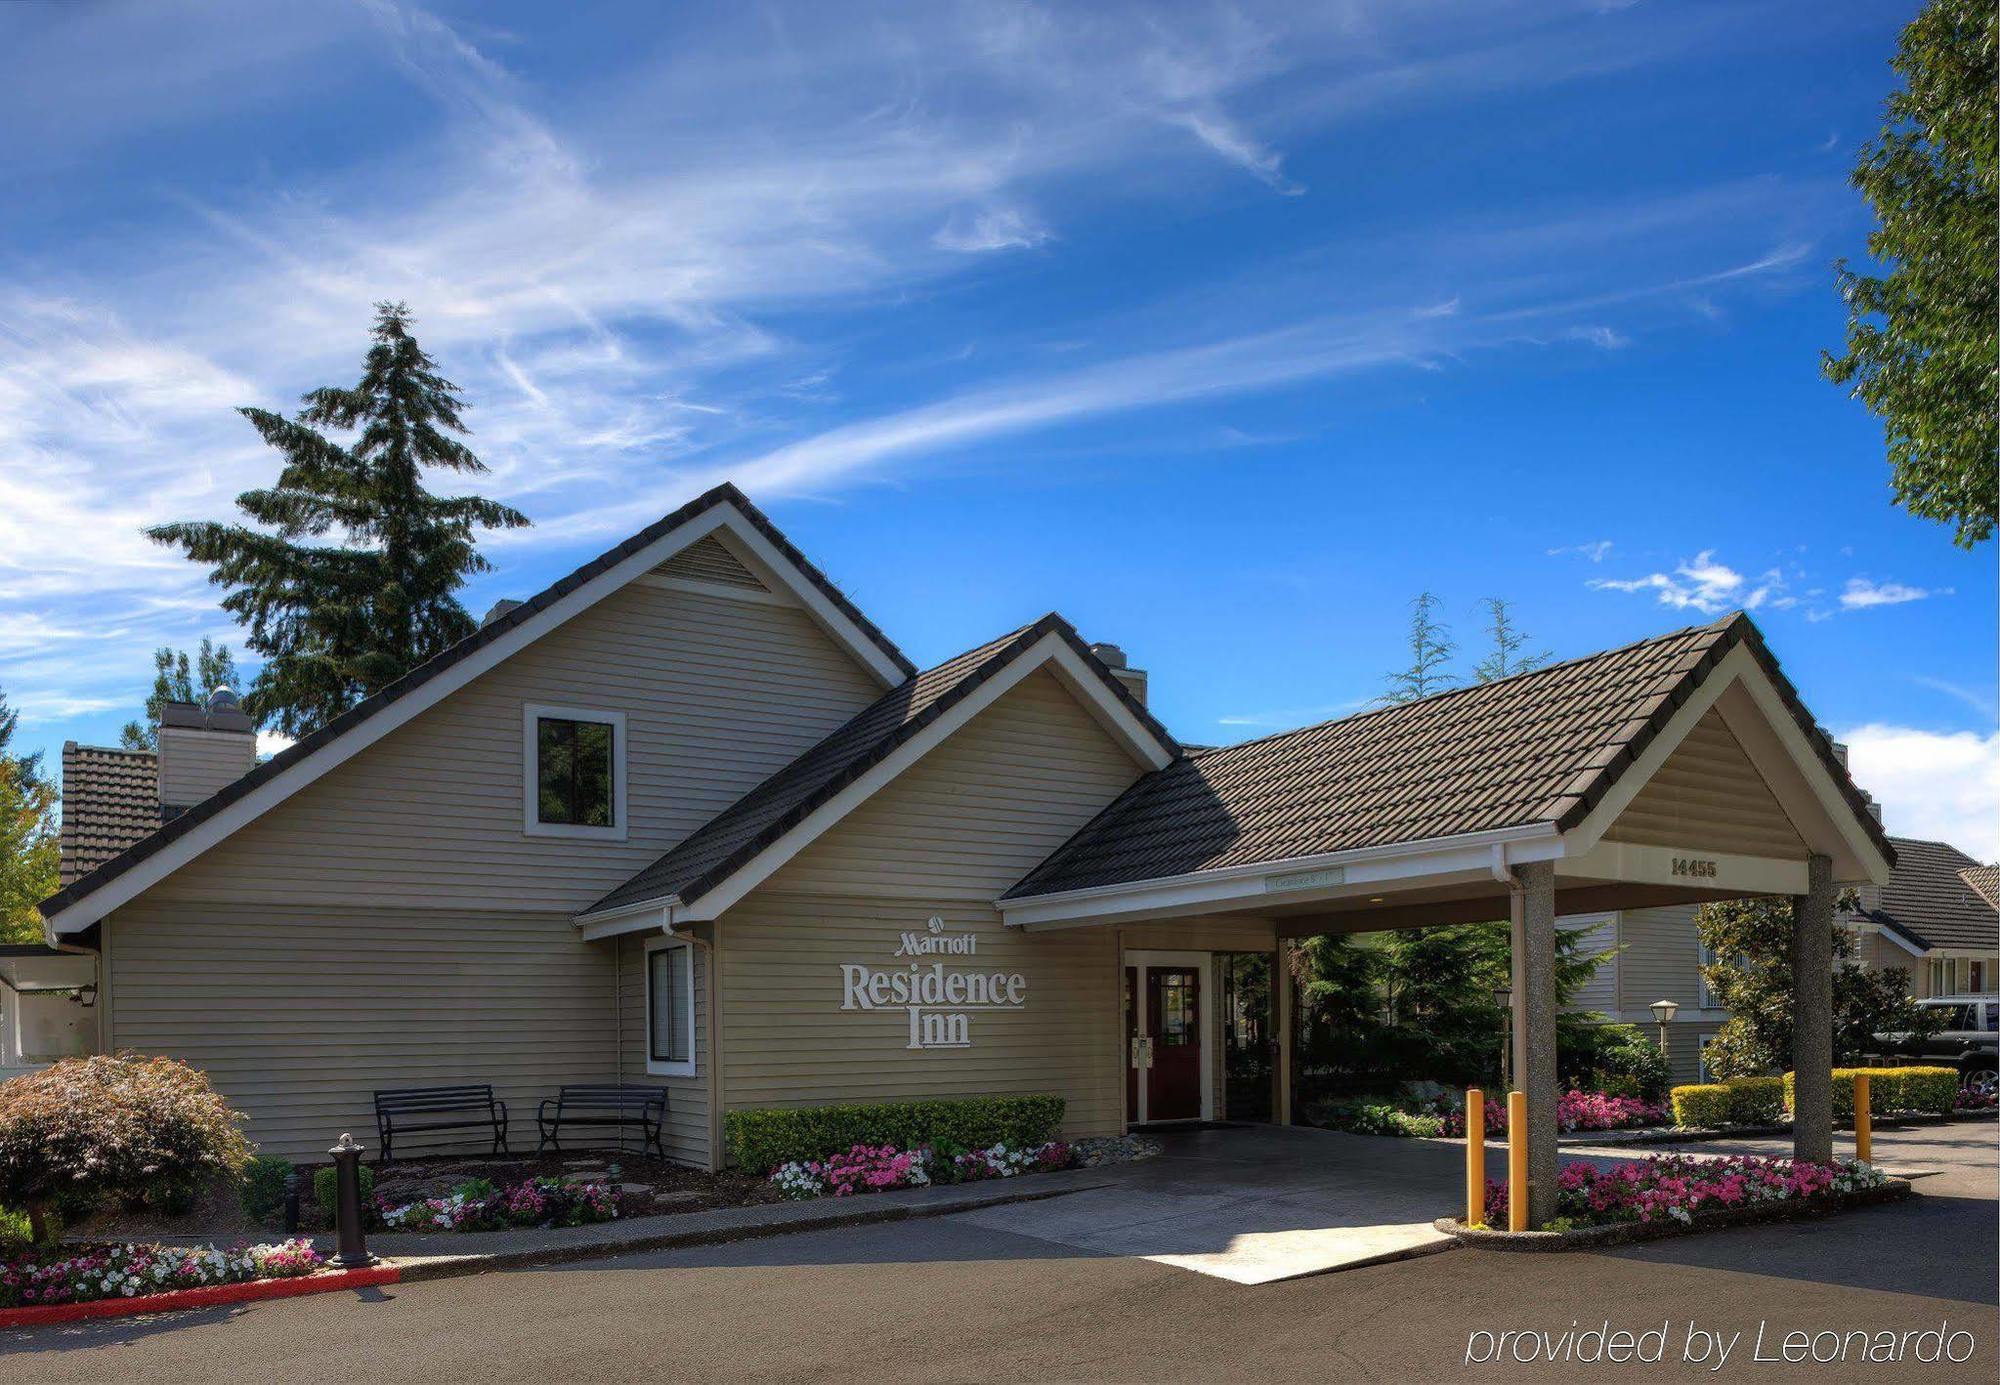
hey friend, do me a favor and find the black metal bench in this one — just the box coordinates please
[373,1085,509,1163]
[536,1085,669,1156]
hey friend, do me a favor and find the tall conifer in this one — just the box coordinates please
[150,304,529,736]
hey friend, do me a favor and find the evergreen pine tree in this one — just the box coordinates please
[1472,597,1552,683]
[1378,592,1456,704]
[149,304,530,736]
[0,686,59,943]
[118,640,244,750]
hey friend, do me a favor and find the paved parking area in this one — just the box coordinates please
[5,1123,1991,1382]
[957,1124,1466,1282]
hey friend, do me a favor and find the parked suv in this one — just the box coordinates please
[1877,995,1999,1090]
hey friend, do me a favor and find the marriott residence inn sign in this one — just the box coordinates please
[839,916,1027,1050]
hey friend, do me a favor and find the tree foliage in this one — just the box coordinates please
[117,640,244,751]
[1694,892,1942,1077]
[149,303,530,737]
[1379,591,1456,704]
[1289,917,1618,1095]
[1472,597,1552,683]
[0,687,59,944]
[1823,0,1997,547]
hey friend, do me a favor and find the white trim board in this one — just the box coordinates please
[44,499,901,934]
[521,703,629,842]
[642,933,698,1078]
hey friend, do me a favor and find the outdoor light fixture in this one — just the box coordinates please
[1651,999,1678,1072]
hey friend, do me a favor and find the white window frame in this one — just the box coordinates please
[522,704,628,841]
[643,935,697,1078]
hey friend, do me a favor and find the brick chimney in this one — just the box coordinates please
[1088,642,1148,707]
[156,690,257,815]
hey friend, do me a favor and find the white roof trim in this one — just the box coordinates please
[579,629,1176,933]
[45,499,899,934]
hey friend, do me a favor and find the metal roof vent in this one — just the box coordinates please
[206,687,242,715]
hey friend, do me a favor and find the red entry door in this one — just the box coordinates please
[1145,966,1202,1121]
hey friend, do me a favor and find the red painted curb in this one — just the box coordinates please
[0,1264,401,1328]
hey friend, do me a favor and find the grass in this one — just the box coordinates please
[0,1202,31,1251]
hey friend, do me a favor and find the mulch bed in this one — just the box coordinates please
[339,1149,783,1223]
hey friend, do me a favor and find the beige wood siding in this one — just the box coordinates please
[1563,914,1619,1013]
[718,896,1122,1140]
[1117,919,1278,952]
[715,668,1153,1149]
[156,726,255,808]
[105,902,617,1162]
[146,582,884,911]
[1603,708,1809,860]
[773,669,1146,901]
[1617,903,1706,1016]
[614,932,712,1166]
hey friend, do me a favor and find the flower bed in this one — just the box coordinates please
[1316,1090,1668,1140]
[376,1176,622,1233]
[1477,1153,1886,1232]
[1953,1086,1997,1114]
[1,1239,323,1310]
[768,1140,1073,1200]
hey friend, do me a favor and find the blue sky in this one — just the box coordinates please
[1,0,1992,852]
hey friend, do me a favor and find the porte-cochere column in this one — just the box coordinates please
[1512,859,1559,1226]
[1791,853,1836,1164]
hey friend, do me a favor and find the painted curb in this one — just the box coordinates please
[1431,1178,1914,1252]
[0,1265,401,1328]
[393,1179,1107,1285]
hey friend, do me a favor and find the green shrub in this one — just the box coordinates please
[1723,1076,1785,1126]
[1670,1083,1731,1128]
[312,1163,376,1220]
[240,1156,294,1222]
[724,1096,1065,1174]
[0,1202,30,1251]
[0,1054,250,1241]
[1785,1066,1960,1119]
[1588,1025,1672,1102]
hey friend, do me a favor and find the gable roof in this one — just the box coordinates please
[58,744,159,885]
[1849,837,1999,953]
[1007,611,1892,900]
[39,483,913,933]
[579,613,1178,922]
[1960,864,2000,913]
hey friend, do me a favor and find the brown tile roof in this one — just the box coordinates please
[583,613,1177,918]
[1960,864,2000,913]
[1849,838,2000,953]
[1007,612,1891,899]
[38,484,915,925]
[58,744,159,885]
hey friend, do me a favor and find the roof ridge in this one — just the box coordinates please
[1190,613,1738,759]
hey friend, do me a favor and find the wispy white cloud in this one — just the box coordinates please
[1166,109,1305,195]
[1841,724,2000,859]
[1589,550,1790,616]
[1910,675,1999,722]
[1839,576,1951,610]
[1549,539,1614,562]
[934,208,1053,254]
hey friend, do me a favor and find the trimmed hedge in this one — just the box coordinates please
[1784,1067,1958,1119]
[725,1096,1065,1175]
[1668,1076,1784,1128]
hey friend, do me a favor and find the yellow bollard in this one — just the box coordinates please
[1854,1072,1872,1164]
[1465,1088,1485,1226]
[1508,1089,1528,1232]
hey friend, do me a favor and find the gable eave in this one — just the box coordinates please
[40,484,912,934]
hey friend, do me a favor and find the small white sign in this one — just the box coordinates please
[1264,866,1346,893]
[839,915,1027,1050]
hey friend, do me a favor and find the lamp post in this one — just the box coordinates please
[1651,999,1680,1077]
[1492,985,1513,1090]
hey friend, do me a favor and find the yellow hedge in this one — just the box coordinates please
[1670,1076,1784,1128]
[1782,1066,1958,1118]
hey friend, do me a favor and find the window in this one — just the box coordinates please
[522,705,627,839]
[645,938,695,1076]
[1696,1031,1721,1083]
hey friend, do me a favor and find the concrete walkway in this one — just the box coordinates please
[953,1124,1478,1284]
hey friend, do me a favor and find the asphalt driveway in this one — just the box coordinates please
[5,1123,1992,1382]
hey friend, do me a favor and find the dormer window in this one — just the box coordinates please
[523,704,627,840]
